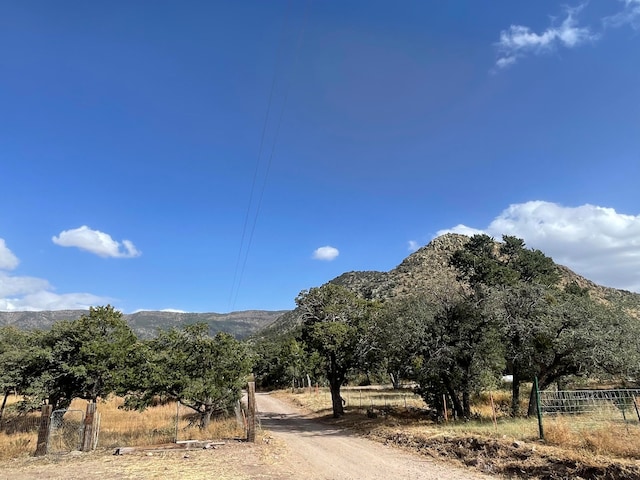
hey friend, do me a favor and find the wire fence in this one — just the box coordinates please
[0,413,41,434]
[539,389,640,425]
[47,409,85,454]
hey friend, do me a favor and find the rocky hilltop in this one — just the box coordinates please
[260,233,640,335]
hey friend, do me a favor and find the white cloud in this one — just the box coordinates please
[0,237,112,311]
[407,240,420,252]
[439,224,485,237]
[495,5,597,68]
[0,239,19,270]
[312,246,340,261]
[438,201,640,292]
[0,270,111,311]
[52,225,141,258]
[0,288,109,312]
[604,0,640,29]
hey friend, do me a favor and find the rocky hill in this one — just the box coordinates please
[0,309,288,340]
[259,233,640,336]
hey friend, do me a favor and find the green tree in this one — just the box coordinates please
[372,296,432,389]
[21,305,138,409]
[451,234,560,416]
[0,327,40,422]
[253,335,321,390]
[124,324,252,428]
[409,285,504,419]
[297,284,374,417]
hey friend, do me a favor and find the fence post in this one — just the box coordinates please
[81,402,97,452]
[534,377,544,440]
[247,381,256,443]
[34,404,53,456]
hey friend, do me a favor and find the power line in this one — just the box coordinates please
[229,1,311,310]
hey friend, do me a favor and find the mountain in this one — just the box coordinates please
[259,233,640,336]
[0,309,288,340]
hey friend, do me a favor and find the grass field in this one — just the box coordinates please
[0,395,245,460]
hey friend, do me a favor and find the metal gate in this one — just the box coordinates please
[47,409,85,454]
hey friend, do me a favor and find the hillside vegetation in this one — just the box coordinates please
[254,233,640,420]
[259,233,640,336]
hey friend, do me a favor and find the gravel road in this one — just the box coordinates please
[256,392,495,480]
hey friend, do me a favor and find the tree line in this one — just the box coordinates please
[0,306,251,428]
[2,235,638,424]
[254,235,640,418]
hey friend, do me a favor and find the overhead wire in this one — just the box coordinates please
[228,0,311,310]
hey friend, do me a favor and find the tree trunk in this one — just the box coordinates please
[461,365,472,419]
[201,408,213,429]
[329,381,344,418]
[462,388,471,419]
[0,389,9,426]
[444,382,464,419]
[328,353,345,418]
[511,368,521,417]
[389,372,401,390]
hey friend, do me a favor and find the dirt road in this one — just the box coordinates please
[256,392,494,479]
[0,394,496,479]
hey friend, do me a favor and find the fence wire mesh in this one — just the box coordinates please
[47,409,85,454]
[539,389,640,421]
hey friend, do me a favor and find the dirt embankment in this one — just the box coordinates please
[380,432,640,480]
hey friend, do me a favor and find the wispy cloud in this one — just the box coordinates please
[312,245,340,261]
[52,225,141,258]
[495,5,597,69]
[438,201,640,292]
[0,239,19,270]
[0,236,111,311]
[604,0,640,29]
[407,240,420,252]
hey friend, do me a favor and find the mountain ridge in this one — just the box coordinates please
[0,309,288,340]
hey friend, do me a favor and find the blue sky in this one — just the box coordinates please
[1,1,639,313]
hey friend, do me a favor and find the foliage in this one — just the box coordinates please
[19,305,138,410]
[252,334,322,390]
[123,323,252,428]
[296,283,377,417]
[369,297,432,389]
[0,327,38,422]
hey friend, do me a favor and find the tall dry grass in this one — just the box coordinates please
[0,395,245,459]
[544,416,640,459]
[96,397,245,448]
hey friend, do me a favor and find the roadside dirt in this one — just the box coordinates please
[0,392,493,480]
[255,391,493,479]
[8,393,635,479]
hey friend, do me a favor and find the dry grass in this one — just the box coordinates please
[0,395,245,460]
[277,387,640,461]
[544,416,640,459]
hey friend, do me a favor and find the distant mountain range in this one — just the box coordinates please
[0,309,288,340]
[260,233,640,336]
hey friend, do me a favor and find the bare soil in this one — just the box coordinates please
[0,393,491,480]
[3,392,638,479]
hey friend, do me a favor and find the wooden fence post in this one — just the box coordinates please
[247,381,256,443]
[34,404,53,456]
[81,402,97,452]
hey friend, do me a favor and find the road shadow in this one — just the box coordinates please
[257,396,359,438]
